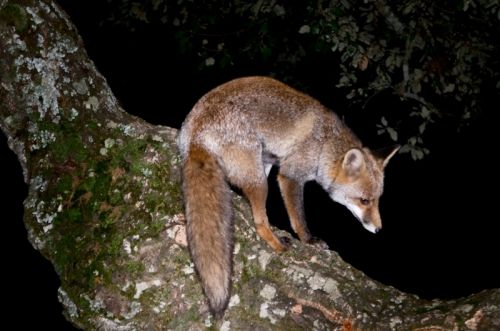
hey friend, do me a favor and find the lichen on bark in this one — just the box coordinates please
[1,1,499,330]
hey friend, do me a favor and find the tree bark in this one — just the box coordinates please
[1,1,498,330]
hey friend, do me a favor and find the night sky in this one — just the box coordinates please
[1,1,499,329]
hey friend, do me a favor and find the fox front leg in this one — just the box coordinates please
[278,174,329,249]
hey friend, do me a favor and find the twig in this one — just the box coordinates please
[288,291,355,331]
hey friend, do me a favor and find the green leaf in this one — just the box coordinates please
[387,127,398,141]
[411,149,424,160]
[381,116,388,126]
[419,122,426,134]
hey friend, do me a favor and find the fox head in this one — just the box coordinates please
[327,146,399,233]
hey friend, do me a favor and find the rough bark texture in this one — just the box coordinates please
[0,1,499,330]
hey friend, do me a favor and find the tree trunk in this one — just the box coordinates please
[1,1,498,330]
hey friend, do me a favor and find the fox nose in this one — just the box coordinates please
[361,220,381,234]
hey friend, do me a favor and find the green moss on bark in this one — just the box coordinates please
[0,3,28,33]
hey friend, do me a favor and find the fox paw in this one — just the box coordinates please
[280,236,292,246]
[306,237,329,250]
[277,236,291,252]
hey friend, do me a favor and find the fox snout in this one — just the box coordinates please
[361,205,383,233]
[350,205,382,234]
[360,215,382,234]
[329,192,384,234]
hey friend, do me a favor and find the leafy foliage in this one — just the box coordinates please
[105,0,499,159]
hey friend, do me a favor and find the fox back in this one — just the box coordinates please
[178,76,398,316]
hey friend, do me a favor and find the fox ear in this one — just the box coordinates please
[342,148,365,177]
[374,145,400,168]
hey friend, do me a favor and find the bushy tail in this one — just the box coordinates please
[181,145,233,317]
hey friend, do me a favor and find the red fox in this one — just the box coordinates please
[178,76,399,317]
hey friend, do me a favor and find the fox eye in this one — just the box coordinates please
[360,198,370,206]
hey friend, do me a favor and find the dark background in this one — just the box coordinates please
[1,1,498,329]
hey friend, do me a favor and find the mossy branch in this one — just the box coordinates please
[1,1,499,330]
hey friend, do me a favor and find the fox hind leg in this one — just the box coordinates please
[243,181,290,252]
[222,145,288,252]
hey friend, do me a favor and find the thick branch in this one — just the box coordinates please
[1,1,499,330]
